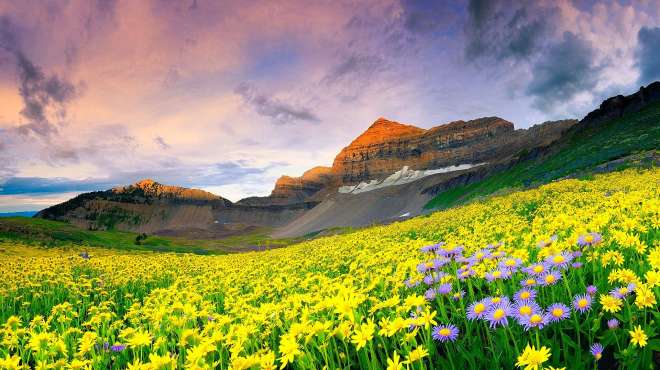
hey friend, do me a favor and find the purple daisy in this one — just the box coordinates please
[572,250,583,258]
[610,286,632,299]
[547,303,570,322]
[452,290,465,301]
[523,262,550,276]
[519,311,549,331]
[520,277,538,287]
[607,318,619,329]
[577,232,602,247]
[466,299,489,321]
[514,288,537,302]
[432,324,460,342]
[512,300,541,321]
[485,269,511,282]
[499,257,523,271]
[437,283,452,295]
[111,344,126,352]
[572,294,592,313]
[540,270,562,286]
[586,285,598,296]
[546,252,573,270]
[423,275,435,286]
[404,277,420,288]
[571,262,583,269]
[590,343,604,360]
[457,268,476,280]
[421,243,443,253]
[424,288,437,301]
[485,301,513,328]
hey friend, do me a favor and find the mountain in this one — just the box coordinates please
[35,81,660,238]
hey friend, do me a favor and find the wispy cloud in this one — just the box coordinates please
[234,82,320,125]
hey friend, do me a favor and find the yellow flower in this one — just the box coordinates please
[404,347,428,364]
[645,270,660,287]
[128,330,152,348]
[629,325,648,347]
[351,319,376,350]
[634,284,656,308]
[147,353,176,370]
[278,334,300,369]
[516,344,550,370]
[599,294,623,313]
[0,354,21,370]
[386,352,403,370]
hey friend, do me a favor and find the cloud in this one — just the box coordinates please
[234,82,320,125]
[0,16,79,138]
[464,0,557,62]
[636,26,660,84]
[154,136,171,150]
[526,32,600,111]
[0,177,116,195]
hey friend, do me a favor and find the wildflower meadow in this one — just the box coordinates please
[0,168,658,369]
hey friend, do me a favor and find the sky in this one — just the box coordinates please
[1,0,660,211]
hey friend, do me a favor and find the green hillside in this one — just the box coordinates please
[0,217,299,254]
[425,101,660,210]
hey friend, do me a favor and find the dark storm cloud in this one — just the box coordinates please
[465,0,557,62]
[0,16,79,138]
[636,27,660,84]
[526,32,600,111]
[154,136,171,150]
[234,82,320,125]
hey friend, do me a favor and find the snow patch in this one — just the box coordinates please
[338,163,486,194]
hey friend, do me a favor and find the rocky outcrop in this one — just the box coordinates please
[332,117,576,185]
[238,166,335,206]
[580,81,660,128]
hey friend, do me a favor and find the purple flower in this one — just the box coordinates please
[540,270,562,286]
[590,343,604,360]
[457,268,476,280]
[586,285,597,296]
[607,318,619,329]
[519,311,549,331]
[433,257,450,269]
[452,290,465,301]
[484,296,510,307]
[404,277,420,288]
[471,249,492,261]
[512,300,541,321]
[610,286,632,299]
[423,275,435,286]
[103,342,110,351]
[577,232,602,247]
[485,301,512,328]
[432,324,459,342]
[485,269,511,282]
[520,277,538,287]
[546,252,573,270]
[424,288,437,301]
[572,250,583,258]
[547,303,570,322]
[466,299,489,321]
[514,288,537,303]
[111,344,126,352]
[499,257,523,271]
[571,262,583,269]
[421,243,443,253]
[572,294,592,314]
[437,283,452,295]
[523,262,550,276]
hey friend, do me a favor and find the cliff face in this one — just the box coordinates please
[580,81,660,128]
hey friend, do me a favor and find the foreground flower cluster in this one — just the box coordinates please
[0,168,658,369]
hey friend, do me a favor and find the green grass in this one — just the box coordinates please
[0,217,302,254]
[425,101,660,210]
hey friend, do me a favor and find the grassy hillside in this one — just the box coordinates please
[1,169,657,369]
[0,217,300,254]
[425,101,660,210]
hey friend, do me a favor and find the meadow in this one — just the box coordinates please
[0,168,658,369]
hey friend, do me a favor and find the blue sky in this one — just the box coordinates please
[1,0,660,211]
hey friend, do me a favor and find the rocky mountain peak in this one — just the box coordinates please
[351,118,426,147]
